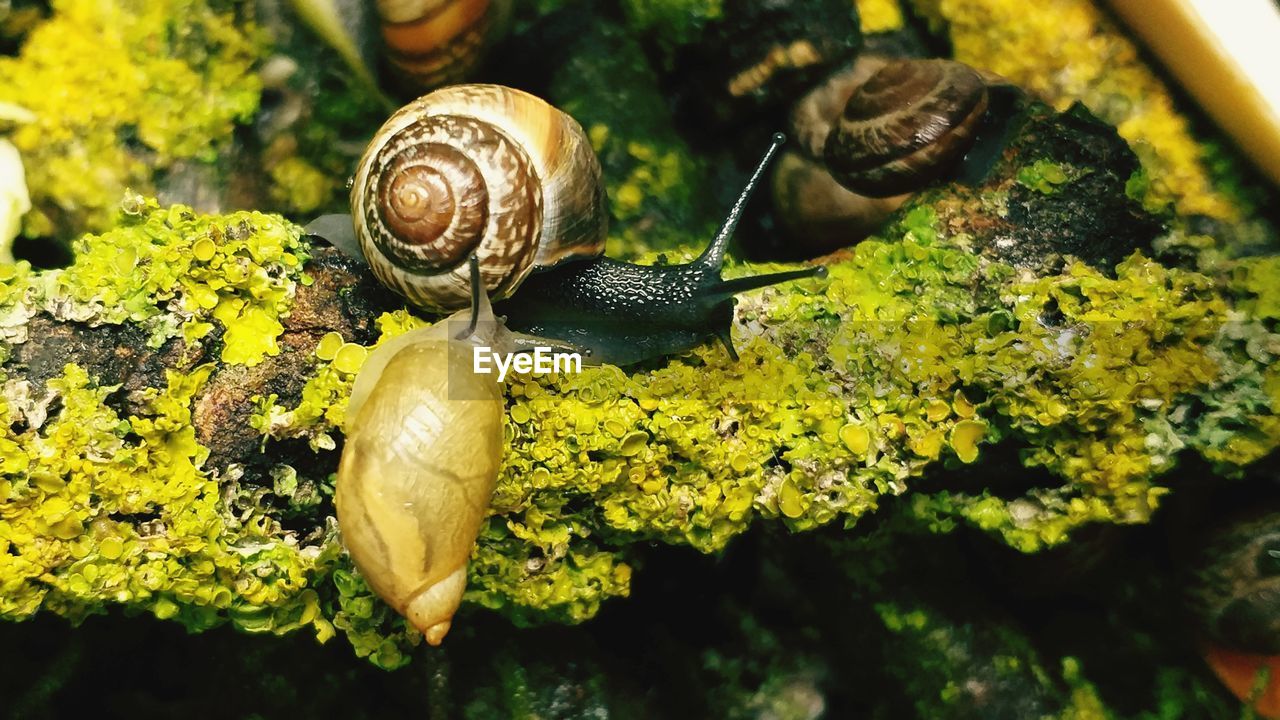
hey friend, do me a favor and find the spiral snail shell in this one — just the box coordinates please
[352,83,607,311]
[771,54,911,255]
[377,0,513,91]
[823,59,990,198]
[319,84,826,366]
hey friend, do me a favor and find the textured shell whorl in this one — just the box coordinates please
[823,59,989,198]
[376,0,512,91]
[352,84,608,311]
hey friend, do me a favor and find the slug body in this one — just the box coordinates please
[495,225,822,366]
[319,84,824,366]
[335,258,549,645]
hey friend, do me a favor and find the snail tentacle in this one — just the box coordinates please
[340,84,823,365]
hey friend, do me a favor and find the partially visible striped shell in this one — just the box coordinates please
[377,0,512,91]
[823,59,989,198]
[352,84,608,311]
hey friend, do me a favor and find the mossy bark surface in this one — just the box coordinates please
[1,0,1279,716]
[1,96,1277,669]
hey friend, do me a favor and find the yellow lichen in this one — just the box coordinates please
[949,420,986,463]
[33,196,309,366]
[0,363,332,640]
[2,192,1276,658]
[0,0,261,237]
[251,311,428,450]
[268,156,340,217]
[855,0,905,33]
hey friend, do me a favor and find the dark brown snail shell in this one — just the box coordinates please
[772,54,910,254]
[823,59,990,198]
[377,0,513,92]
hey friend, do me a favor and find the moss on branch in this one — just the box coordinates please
[0,0,262,240]
[2,138,1278,665]
[906,0,1278,259]
[0,0,1277,674]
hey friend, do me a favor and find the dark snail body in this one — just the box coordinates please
[313,86,824,366]
[499,265,735,367]
[494,131,825,365]
[498,238,823,366]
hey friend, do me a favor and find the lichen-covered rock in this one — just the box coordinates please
[921,97,1163,270]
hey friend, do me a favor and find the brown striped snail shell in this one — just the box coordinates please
[823,59,990,198]
[377,0,513,91]
[772,54,911,254]
[351,83,608,311]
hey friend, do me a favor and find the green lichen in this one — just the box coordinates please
[0,362,331,636]
[877,603,1122,719]
[0,356,421,667]
[467,518,634,627]
[1017,159,1073,194]
[25,196,309,365]
[1229,255,1280,321]
[618,0,724,67]
[907,0,1278,263]
[546,17,721,259]
[3,186,1279,662]
[0,0,262,238]
[268,156,341,218]
[252,310,426,451]
[855,0,905,33]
